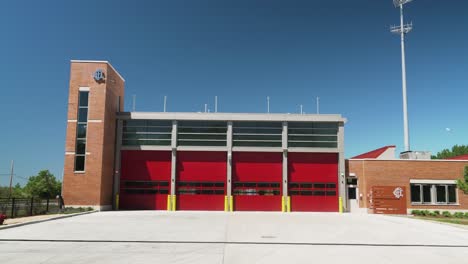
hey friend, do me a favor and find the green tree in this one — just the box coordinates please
[24,170,61,198]
[431,145,468,159]
[457,166,468,194]
[0,183,27,198]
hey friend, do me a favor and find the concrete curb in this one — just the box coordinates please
[0,211,97,231]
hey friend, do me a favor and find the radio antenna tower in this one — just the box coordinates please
[390,0,413,152]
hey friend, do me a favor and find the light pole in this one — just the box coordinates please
[391,0,413,152]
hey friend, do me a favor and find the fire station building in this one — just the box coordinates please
[62,60,468,214]
[62,61,346,212]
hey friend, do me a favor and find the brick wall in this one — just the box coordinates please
[347,159,468,211]
[62,61,124,208]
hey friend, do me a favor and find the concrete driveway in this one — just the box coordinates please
[0,211,467,263]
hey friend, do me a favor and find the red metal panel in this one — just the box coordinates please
[178,195,224,211]
[288,153,339,212]
[233,152,282,211]
[177,151,227,181]
[121,150,171,181]
[176,151,227,210]
[234,196,282,211]
[119,150,171,210]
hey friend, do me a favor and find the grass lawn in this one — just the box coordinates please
[414,216,468,226]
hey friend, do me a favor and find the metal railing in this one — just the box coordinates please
[0,197,60,218]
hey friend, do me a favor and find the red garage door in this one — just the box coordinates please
[120,150,171,210]
[233,152,282,211]
[176,151,226,210]
[288,153,338,212]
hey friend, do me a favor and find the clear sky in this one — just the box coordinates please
[0,0,467,185]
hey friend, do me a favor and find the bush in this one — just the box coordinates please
[454,212,464,218]
[428,212,437,217]
[411,210,421,216]
[421,210,431,216]
[442,211,452,217]
[433,211,440,216]
[465,212,468,219]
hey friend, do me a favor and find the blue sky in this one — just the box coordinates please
[0,0,467,185]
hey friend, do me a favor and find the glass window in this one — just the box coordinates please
[448,185,457,203]
[422,185,432,203]
[410,184,421,203]
[75,155,85,171]
[76,139,86,154]
[77,124,87,139]
[79,91,89,107]
[436,185,447,203]
[78,108,88,122]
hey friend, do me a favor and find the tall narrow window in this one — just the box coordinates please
[75,90,89,171]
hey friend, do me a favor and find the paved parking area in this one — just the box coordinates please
[0,211,467,263]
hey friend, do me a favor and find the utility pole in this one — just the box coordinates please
[300,104,303,115]
[8,160,14,198]
[391,0,413,152]
[215,96,218,113]
[164,96,167,112]
[132,95,136,112]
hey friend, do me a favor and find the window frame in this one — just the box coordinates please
[410,183,458,205]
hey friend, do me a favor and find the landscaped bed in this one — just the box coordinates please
[411,210,468,226]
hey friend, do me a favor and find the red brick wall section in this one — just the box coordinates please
[62,61,124,208]
[348,159,468,211]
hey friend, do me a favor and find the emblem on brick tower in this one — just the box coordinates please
[93,69,105,82]
[393,187,404,199]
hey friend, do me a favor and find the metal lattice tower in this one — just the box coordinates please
[391,0,413,152]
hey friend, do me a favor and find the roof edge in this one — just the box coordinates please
[70,60,125,82]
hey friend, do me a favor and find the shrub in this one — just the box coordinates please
[454,212,464,218]
[428,212,437,217]
[411,210,421,216]
[421,210,431,216]
[433,210,440,216]
[442,211,451,217]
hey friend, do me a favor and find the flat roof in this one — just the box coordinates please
[70,60,125,82]
[117,112,347,123]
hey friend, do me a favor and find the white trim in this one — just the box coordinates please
[118,112,346,123]
[349,158,468,162]
[177,146,228,152]
[232,146,282,152]
[86,152,91,155]
[68,120,77,123]
[74,171,85,174]
[410,179,457,184]
[288,147,339,153]
[88,120,102,123]
[121,145,171,151]
[70,60,125,82]
[65,152,75,155]
[349,173,356,177]
[79,87,90,92]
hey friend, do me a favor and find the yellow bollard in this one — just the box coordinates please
[339,196,343,213]
[281,196,285,212]
[167,195,172,211]
[229,196,233,212]
[172,195,177,211]
[224,196,229,212]
[115,193,119,210]
[287,196,291,212]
